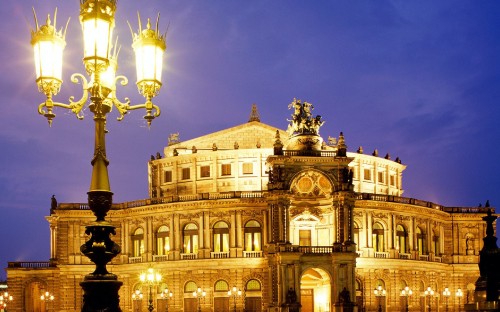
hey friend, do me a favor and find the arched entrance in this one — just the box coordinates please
[300,268,331,312]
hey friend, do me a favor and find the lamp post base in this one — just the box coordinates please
[81,278,123,311]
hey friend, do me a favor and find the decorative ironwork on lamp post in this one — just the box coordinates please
[401,286,412,312]
[140,268,162,312]
[30,1,167,310]
[374,285,386,312]
[228,286,242,312]
[442,287,451,312]
[40,291,54,312]
[455,288,463,312]
[424,287,434,312]
[192,287,206,312]
[160,288,173,312]
[0,292,13,311]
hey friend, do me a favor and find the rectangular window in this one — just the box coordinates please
[390,175,395,186]
[378,172,385,184]
[299,230,311,246]
[200,165,210,178]
[242,162,253,174]
[363,169,371,181]
[164,170,172,183]
[182,168,190,180]
[221,164,231,176]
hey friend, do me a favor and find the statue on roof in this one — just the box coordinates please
[168,132,180,146]
[286,98,324,137]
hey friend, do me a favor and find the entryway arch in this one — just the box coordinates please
[300,267,331,312]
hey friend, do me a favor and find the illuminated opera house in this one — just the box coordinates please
[6,101,492,311]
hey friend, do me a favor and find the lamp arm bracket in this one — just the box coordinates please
[112,96,132,121]
[64,73,89,119]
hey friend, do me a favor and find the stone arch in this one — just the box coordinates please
[23,277,49,312]
[300,267,332,312]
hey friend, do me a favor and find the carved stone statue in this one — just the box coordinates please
[286,98,325,136]
[50,195,57,214]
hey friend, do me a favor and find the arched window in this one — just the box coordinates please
[244,220,262,252]
[156,225,170,256]
[416,227,426,255]
[213,221,229,253]
[183,223,199,254]
[396,224,408,253]
[214,280,229,292]
[184,281,198,293]
[132,228,145,257]
[372,222,385,252]
[353,222,360,250]
[246,279,261,291]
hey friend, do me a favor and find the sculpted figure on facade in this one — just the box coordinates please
[287,98,325,136]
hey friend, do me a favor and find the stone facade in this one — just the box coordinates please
[6,110,493,312]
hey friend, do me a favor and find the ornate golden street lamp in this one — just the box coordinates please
[401,286,412,312]
[442,287,451,312]
[30,1,167,310]
[424,287,435,312]
[140,268,162,312]
[0,291,13,311]
[192,287,206,312]
[227,286,242,312]
[160,288,173,312]
[455,288,463,312]
[374,285,386,312]
[40,291,54,312]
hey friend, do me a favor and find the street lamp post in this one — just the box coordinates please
[30,1,167,310]
[228,286,242,312]
[455,288,463,312]
[424,287,434,312]
[140,268,162,312]
[132,290,144,312]
[401,286,412,312]
[40,291,54,312]
[374,285,386,312]
[0,292,13,311]
[160,288,173,312]
[192,287,206,312]
[442,287,451,312]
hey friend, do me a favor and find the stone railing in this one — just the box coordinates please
[180,253,198,260]
[374,251,390,259]
[243,251,263,258]
[129,257,143,264]
[56,192,492,215]
[8,261,56,268]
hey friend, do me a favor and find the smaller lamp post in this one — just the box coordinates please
[40,291,54,312]
[442,287,450,312]
[374,285,386,312]
[424,287,434,312]
[132,289,144,312]
[192,287,206,312]
[401,286,412,312]
[140,268,162,312]
[455,288,463,312]
[228,286,242,312]
[160,288,173,312]
[0,292,13,311]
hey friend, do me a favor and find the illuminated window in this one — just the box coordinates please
[299,230,311,246]
[432,232,440,255]
[378,172,385,184]
[164,170,172,183]
[363,169,371,181]
[182,168,190,180]
[353,222,360,250]
[372,222,385,252]
[246,279,261,291]
[213,221,229,253]
[184,281,198,293]
[221,164,231,176]
[156,225,170,256]
[396,224,408,253]
[416,227,426,255]
[200,165,210,178]
[214,280,229,292]
[183,223,199,254]
[242,162,253,174]
[244,220,262,252]
[132,228,144,257]
[390,175,395,186]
